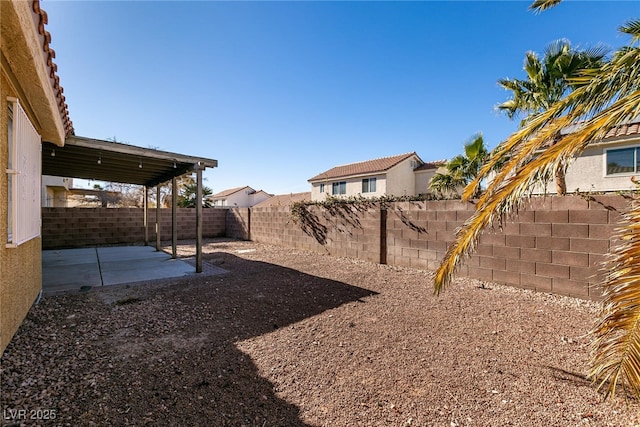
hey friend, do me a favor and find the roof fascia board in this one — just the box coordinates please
[66,136,218,168]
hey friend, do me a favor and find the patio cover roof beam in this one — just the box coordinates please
[42,135,217,188]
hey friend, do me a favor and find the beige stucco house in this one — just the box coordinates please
[308,152,444,202]
[532,120,640,194]
[210,186,273,208]
[1,0,73,354]
[42,175,72,207]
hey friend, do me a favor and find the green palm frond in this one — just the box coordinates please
[620,19,640,41]
[590,199,640,399]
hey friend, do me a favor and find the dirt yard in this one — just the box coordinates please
[2,239,639,426]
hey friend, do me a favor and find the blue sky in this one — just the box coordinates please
[43,1,639,195]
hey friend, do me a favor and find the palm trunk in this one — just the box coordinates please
[554,167,567,195]
[551,133,567,196]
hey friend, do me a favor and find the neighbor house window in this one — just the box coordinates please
[332,181,346,195]
[362,177,376,193]
[6,97,41,247]
[606,147,640,175]
[319,183,325,193]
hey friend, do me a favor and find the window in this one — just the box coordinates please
[362,177,376,193]
[319,183,325,193]
[332,181,346,195]
[6,97,41,247]
[7,102,12,243]
[606,147,639,175]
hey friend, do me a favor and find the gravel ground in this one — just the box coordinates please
[1,238,639,426]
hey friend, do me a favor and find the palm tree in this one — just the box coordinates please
[434,2,640,400]
[178,182,213,208]
[429,133,490,198]
[497,39,607,194]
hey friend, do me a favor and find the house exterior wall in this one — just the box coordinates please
[248,191,272,206]
[385,158,417,196]
[310,174,387,201]
[215,188,270,207]
[42,175,71,207]
[533,136,640,194]
[0,70,43,355]
[0,0,66,354]
[414,166,446,195]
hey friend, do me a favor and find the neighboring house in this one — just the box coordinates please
[252,192,311,208]
[2,0,73,354]
[308,152,433,202]
[210,186,273,207]
[532,119,640,194]
[42,175,72,207]
[414,160,448,195]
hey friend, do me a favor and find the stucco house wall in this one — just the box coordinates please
[385,157,418,196]
[311,174,388,201]
[1,0,70,354]
[42,175,72,207]
[212,186,273,207]
[533,129,640,195]
[248,190,272,206]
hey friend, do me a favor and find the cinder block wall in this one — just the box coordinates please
[247,195,627,300]
[42,208,226,249]
[226,208,251,240]
[249,205,382,264]
[42,195,627,299]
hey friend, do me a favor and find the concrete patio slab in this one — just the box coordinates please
[42,245,227,295]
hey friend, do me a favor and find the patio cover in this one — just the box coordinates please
[42,136,217,187]
[42,135,218,273]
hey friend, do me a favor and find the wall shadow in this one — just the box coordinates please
[1,253,377,426]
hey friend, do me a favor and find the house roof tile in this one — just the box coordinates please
[414,160,446,171]
[253,192,311,208]
[604,121,640,139]
[212,186,252,199]
[32,1,73,136]
[308,152,420,182]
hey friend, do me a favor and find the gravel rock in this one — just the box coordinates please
[1,239,639,426]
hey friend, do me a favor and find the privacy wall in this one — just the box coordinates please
[42,195,628,300]
[41,208,226,249]
[237,195,630,300]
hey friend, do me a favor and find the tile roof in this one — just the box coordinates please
[253,192,311,208]
[32,1,73,136]
[414,160,447,171]
[603,121,640,139]
[308,152,420,182]
[212,186,252,199]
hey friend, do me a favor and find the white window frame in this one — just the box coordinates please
[319,183,325,193]
[332,181,346,195]
[6,97,41,248]
[362,177,376,193]
[604,145,640,176]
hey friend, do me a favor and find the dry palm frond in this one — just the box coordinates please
[435,89,640,294]
[435,36,640,294]
[590,199,640,399]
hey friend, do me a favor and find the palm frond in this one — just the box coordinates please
[590,199,640,399]
[529,0,562,13]
[437,87,640,293]
[620,19,640,42]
